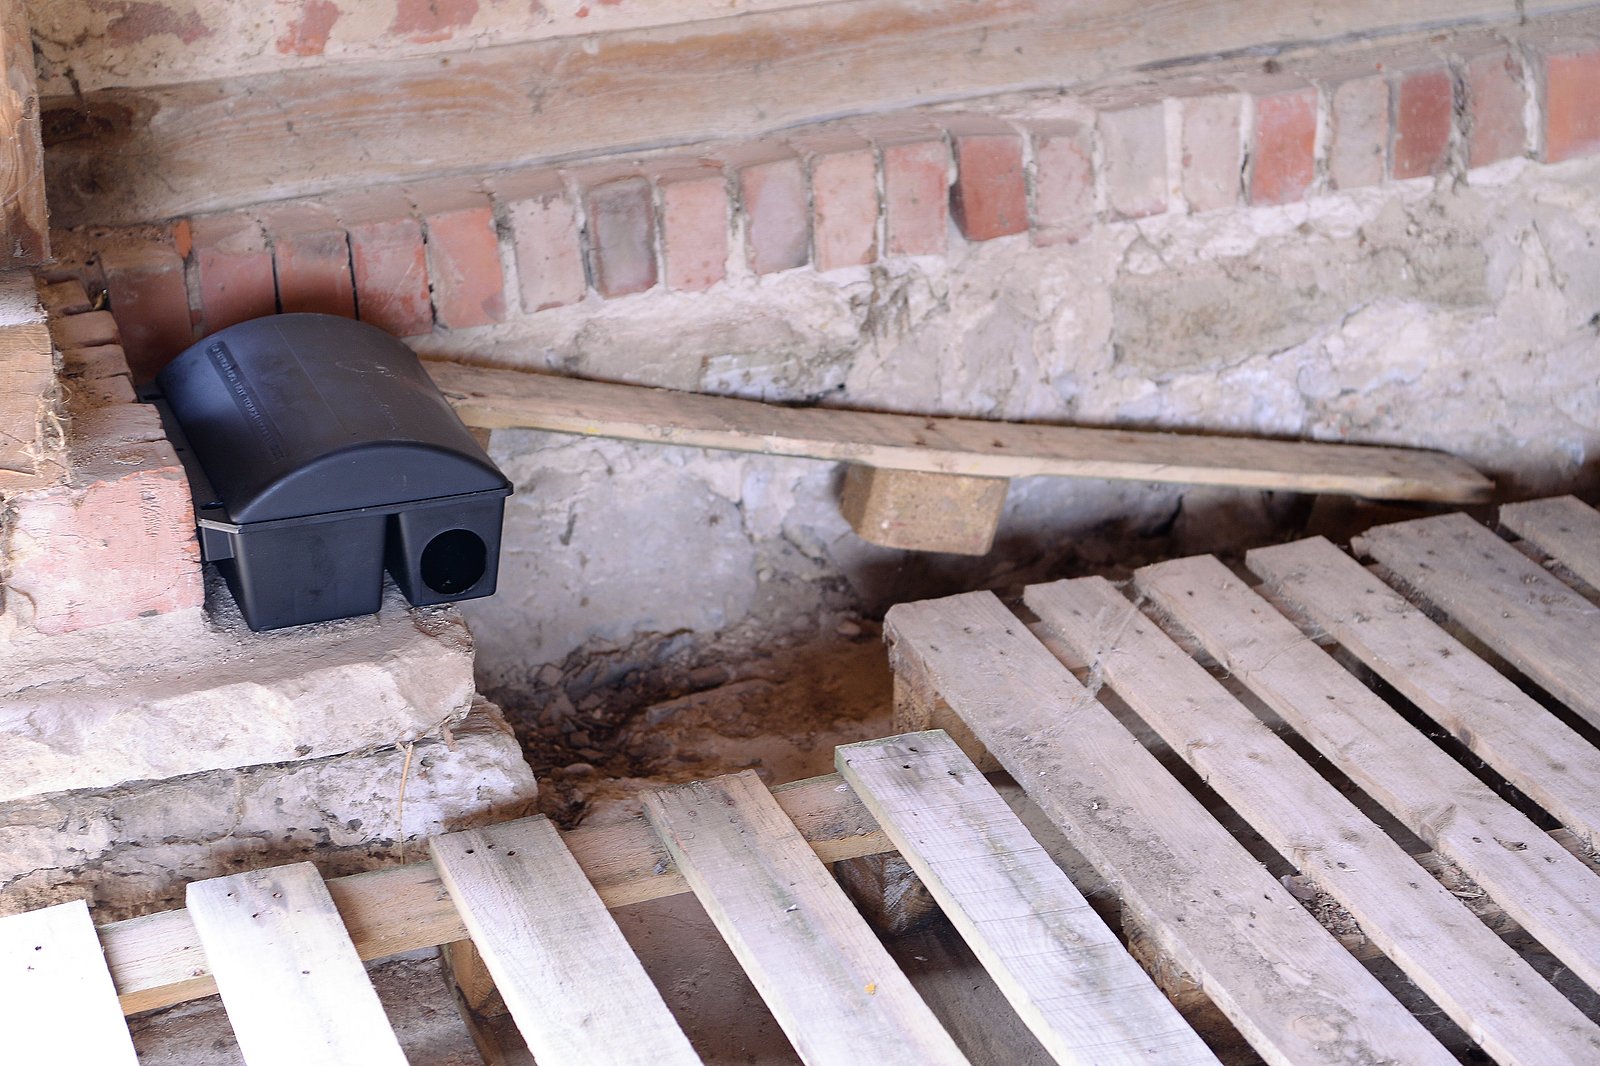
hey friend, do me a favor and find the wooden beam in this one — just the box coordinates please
[429,362,1492,503]
[0,0,47,264]
[100,772,889,1017]
[42,0,1556,227]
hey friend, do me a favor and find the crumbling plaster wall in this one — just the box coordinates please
[435,151,1600,701]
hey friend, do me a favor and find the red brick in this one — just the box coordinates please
[1328,76,1389,190]
[655,166,728,292]
[191,213,277,336]
[1099,104,1167,220]
[805,139,878,272]
[262,204,356,319]
[1543,46,1600,163]
[495,175,587,312]
[584,177,658,298]
[1393,67,1454,180]
[880,138,948,257]
[948,122,1026,241]
[1030,121,1094,246]
[49,310,119,351]
[420,195,506,329]
[1180,95,1243,213]
[38,279,93,317]
[60,344,132,383]
[98,242,192,382]
[1466,50,1527,168]
[4,442,202,634]
[1250,88,1318,206]
[737,152,809,274]
[347,216,432,336]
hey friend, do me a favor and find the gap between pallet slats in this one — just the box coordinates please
[837,731,1219,1066]
[1027,575,1600,1066]
[1136,555,1600,996]
[643,770,970,1066]
[1246,536,1600,851]
[884,591,1449,1066]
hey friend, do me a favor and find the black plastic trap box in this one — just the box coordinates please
[151,314,513,631]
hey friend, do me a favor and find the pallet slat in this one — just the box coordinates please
[427,363,1492,502]
[837,731,1219,1066]
[884,592,1449,1066]
[1137,554,1600,995]
[643,770,969,1066]
[1356,511,1600,729]
[1247,536,1600,850]
[1028,575,1600,1066]
[0,900,138,1065]
[430,817,701,1066]
[1499,495,1600,591]
[185,862,407,1066]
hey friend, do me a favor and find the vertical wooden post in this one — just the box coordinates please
[0,0,49,266]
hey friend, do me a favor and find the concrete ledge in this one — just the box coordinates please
[0,577,478,803]
[0,699,536,923]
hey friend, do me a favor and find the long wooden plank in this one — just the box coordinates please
[430,817,700,1066]
[0,900,139,1065]
[185,862,407,1066]
[1247,535,1600,850]
[43,0,1551,227]
[837,731,1219,1066]
[884,592,1448,1066]
[0,0,49,265]
[1499,495,1600,591]
[643,770,969,1066]
[1356,511,1600,728]
[1137,555,1600,994]
[1028,576,1600,1066]
[428,363,1491,502]
[101,770,888,1016]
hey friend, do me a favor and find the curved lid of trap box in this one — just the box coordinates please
[157,314,510,525]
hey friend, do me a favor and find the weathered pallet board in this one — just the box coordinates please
[884,591,1450,1065]
[837,731,1218,1066]
[644,770,969,1066]
[1499,495,1600,591]
[430,817,701,1066]
[1028,574,1600,1066]
[185,862,407,1066]
[0,900,138,1065]
[1356,511,1600,729]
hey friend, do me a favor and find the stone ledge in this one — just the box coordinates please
[0,698,536,923]
[0,576,478,803]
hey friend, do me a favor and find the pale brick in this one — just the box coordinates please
[808,145,878,271]
[1180,95,1243,212]
[737,150,810,274]
[585,176,658,297]
[1100,104,1167,220]
[1329,76,1390,190]
[1542,45,1600,163]
[1466,50,1528,168]
[1031,121,1095,246]
[499,172,588,311]
[1393,67,1454,180]
[881,138,949,256]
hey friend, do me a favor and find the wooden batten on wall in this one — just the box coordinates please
[39,0,1581,228]
[1,0,48,265]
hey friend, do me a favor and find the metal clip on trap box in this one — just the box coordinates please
[151,314,513,631]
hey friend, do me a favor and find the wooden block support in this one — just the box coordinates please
[840,464,1008,554]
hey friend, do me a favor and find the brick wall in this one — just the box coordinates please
[83,39,1600,382]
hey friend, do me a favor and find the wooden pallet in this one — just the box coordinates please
[6,495,1600,1065]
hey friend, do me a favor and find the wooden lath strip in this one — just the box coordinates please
[426,363,1492,503]
[1246,535,1600,851]
[1027,575,1600,1066]
[643,770,969,1066]
[883,591,1450,1066]
[836,731,1218,1066]
[430,817,701,1066]
[185,862,407,1066]
[1356,512,1600,729]
[102,771,888,1016]
[0,900,138,1065]
[1137,554,1600,995]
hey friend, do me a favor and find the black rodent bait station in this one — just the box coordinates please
[152,314,512,631]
